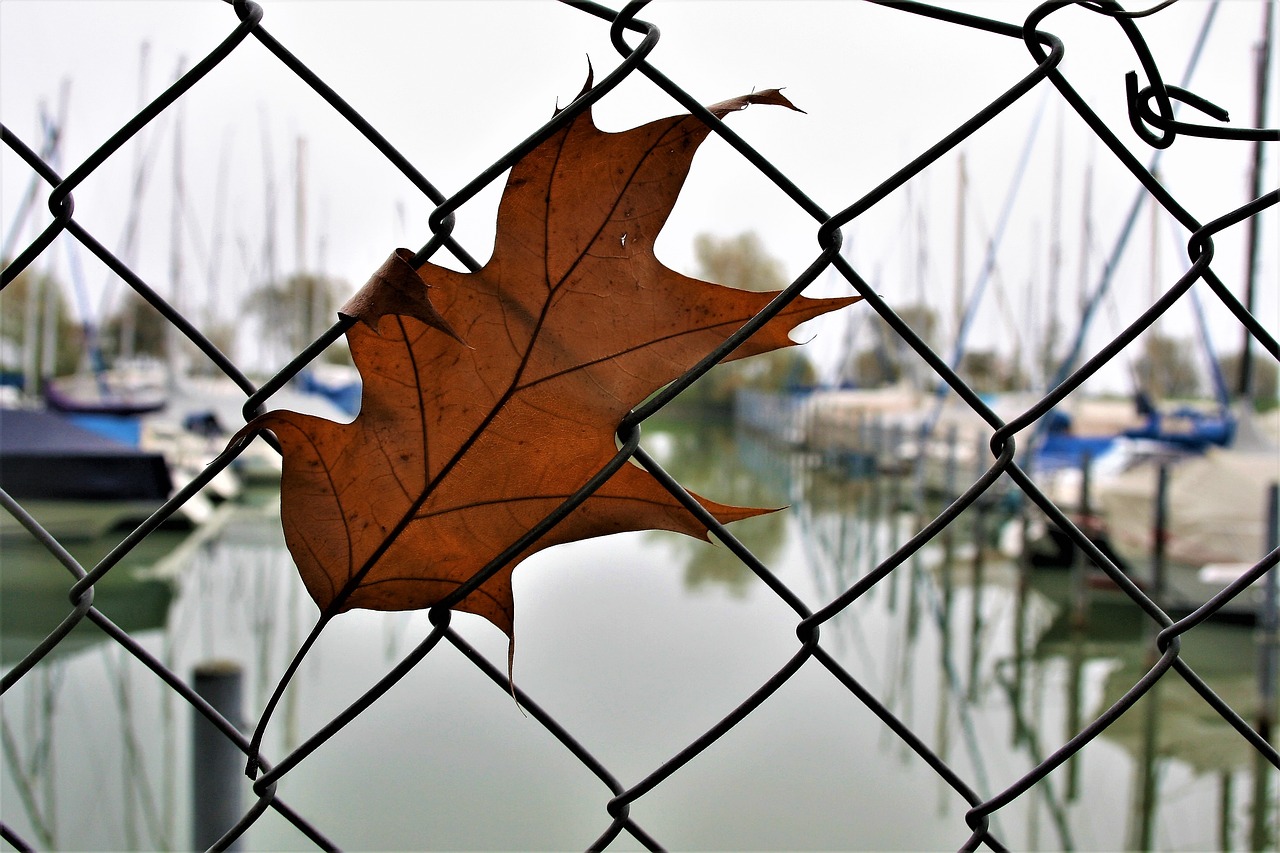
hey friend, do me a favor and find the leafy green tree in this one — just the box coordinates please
[101,292,168,359]
[1134,334,1202,400]
[0,268,82,381]
[693,232,788,293]
[242,273,349,365]
[844,338,892,389]
[683,231,815,409]
[1219,350,1279,411]
[959,348,1016,395]
[843,304,938,388]
[641,419,787,596]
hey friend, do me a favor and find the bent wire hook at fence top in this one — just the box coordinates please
[2,0,1278,850]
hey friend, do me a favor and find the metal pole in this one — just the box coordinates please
[1238,0,1275,402]
[1071,453,1094,630]
[1258,482,1279,742]
[1151,465,1170,608]
[193,661,244,852]
[1251,486,1278,851]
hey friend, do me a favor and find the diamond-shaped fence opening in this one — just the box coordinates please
[2,1,1277,850]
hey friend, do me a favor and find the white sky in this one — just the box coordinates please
[2,0,1276,391]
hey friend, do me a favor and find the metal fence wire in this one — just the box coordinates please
[2,0,1278,850]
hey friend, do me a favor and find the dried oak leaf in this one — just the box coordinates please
[247,87,857,641]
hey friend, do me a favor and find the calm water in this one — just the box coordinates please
[2,421,1275,851]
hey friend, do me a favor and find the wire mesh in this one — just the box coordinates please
[2,0,1277,850]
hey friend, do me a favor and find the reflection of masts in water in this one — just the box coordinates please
[1064,621,1086,803]
[0,665,63,848]
[915,525,1011,830]
[933,531,955,815]
[883,484,928,762]
[791,465,883,680]
[1125,673,1163,852]
[991,656,1077,848]
[966,502,997,706]
[1248,746,1276,851]
[102,645,171,849]
[795,464,1002,829]
[4,603,184,850]
[242,515,305,755]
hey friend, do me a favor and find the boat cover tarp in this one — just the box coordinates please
[0,408,172,501]
[1098,445,1279,571]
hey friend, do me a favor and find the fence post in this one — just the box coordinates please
[193,661,245,852]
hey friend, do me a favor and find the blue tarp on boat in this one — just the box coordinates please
[0,408,172,501]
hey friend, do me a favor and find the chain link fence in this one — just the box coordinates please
[2,0,1278,850]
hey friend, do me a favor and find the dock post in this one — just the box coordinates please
[888,421,903,508]
[1150,464,1169,608]
[193,661,245,851]
[1258,483,1279,742]
[1070,453,1093,630]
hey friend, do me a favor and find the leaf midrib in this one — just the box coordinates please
[323,113,695,615]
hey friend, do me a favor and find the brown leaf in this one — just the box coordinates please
[339,247,461,342]
[247,87,857,640]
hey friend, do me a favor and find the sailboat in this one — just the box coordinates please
[1082,2,1278,622]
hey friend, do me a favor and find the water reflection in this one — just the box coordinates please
[1,529,186,665]
[643,421,790,597]
[1,526,194,849]
[647,419,1275,849]
[1,418,1275,850]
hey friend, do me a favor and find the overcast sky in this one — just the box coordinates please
[2,0,1275,390]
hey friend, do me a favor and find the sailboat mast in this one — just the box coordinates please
[1239,0,1275,403]
[167,57,187,389]
[1149,168,1162,344]
[118,41,151,363]
[1077,160,1092,323]
[1040,111,1065,391]
[953,152,967,348]
[295,136,307,280]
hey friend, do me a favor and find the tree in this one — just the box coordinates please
[693,232,788,293]
[959,348,1018,395]
[685,231,815,408]
[100,292,168,359]
[847,347,897,388]
[1219,350,1279,410]
[1134,333,1202,400]
[841,303,938,389]
[242,272,347,365]
[0,268,82,383]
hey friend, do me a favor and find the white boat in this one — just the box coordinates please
[1092,412,1279,620]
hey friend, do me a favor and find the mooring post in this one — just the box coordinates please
[193,660,245,852]
[1150,464,1169,608]
[1258,483,1279,742]
[1070,452,1093,630]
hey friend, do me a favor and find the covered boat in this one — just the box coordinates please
[0,407,173,539]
